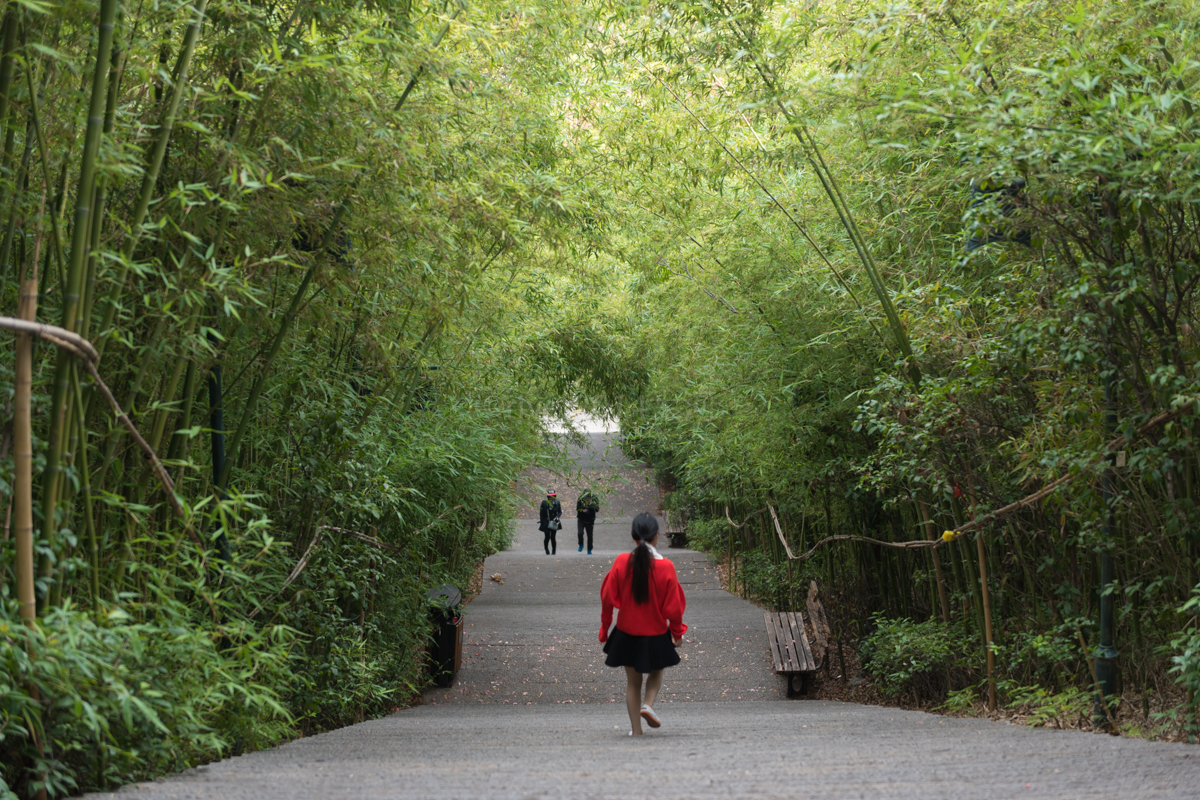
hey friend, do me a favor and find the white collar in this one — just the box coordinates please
[645,542,664,560]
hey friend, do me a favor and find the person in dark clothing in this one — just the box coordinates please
[577,490,599,554]
[539,490,562,555]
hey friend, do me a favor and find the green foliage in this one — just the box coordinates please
[0,0,609,794]
[936,687,978,714]
[1006,684,1092,730]
[591,0,1200,736]
[859,616,973,700]
[682,517,729,553]
[5,0,1200,792]
[0,597,293,797]
[1169,586,1200,740]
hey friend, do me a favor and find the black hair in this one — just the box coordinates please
[630,513,658,605]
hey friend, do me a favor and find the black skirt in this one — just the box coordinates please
[603,628,680,673]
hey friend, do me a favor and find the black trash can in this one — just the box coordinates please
[426,584,463,688]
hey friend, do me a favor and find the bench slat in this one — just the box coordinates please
[801,612,818,670]
[773,614,791,670]
[767,612,818,669]
[765,609,824,675]
[764,611,786,673]
[782,613,804,671]
[785,611,807,671]
[772,612,800,672]
[790,611,816,671]
[774,613,798,671]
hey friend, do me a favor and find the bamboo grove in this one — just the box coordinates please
[0,0,633,795]
[588,0,1200,739]
[4,0,1200,795]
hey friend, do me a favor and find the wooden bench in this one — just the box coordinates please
[764,581,831,697]
[664,508,688,548]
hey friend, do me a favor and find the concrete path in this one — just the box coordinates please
[426,518,775,707]
[514,428,662,520]
[90,437,1200,799]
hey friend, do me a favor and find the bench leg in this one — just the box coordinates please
[786,673,809,698]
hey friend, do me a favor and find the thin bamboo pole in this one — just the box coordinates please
[0,109,31,281]
[7,273,43,800]
[72,366,99,613]
[15,276,37,624]
[0,10,18,132]
[976,532,997,712]
[36,0,119,607]
[918,499,951,623]
[94,315,168,491]
[0,9,19,246]
[713,7,919,386]
[94,0,210,358]
[63,0,119,332]
[80,42,127,341]
[218,202,348,489]
[165,359,198,464]
[965,474,997,713]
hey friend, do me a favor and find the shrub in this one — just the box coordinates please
[0,599,293,798]
[1169,585,1200,742]
[859,615,973,701]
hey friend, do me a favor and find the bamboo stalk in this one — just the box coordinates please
[0,109,31,281]
[976,532,997,712]
[64,0,119,334]
[72,365,100,614]
[165,358,199,465]
[14,276,37,624]
[94,0,210,357]
[93,314,168,489]
[0,108,16,248]
[917,499,951,623]
[133,313,198,503]
[0,10,18,247]
[35,0,119,609]
[713,8,920,386]
[147,313,199,451]
[218,202,348,489]
[0,9,18,133]
[964,473,997,713]
[80,43,127,342]
[392,2,466,113]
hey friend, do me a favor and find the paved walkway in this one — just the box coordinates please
[92,435,1200,799]
[426,518,774,707]
[514,427,663,521]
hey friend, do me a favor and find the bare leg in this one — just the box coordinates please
[643,669,664,709]
[624,667,644,735]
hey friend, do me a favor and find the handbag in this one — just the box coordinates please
[549,518,562,531]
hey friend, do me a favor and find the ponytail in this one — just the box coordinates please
[629,512,658,605]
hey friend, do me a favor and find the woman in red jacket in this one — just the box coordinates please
[600,513,687,735]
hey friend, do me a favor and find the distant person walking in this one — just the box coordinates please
[599,512,687,735]
[577,490,599,554]
[539,490,562,555]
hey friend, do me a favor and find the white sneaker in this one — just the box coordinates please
[639,704,661,728]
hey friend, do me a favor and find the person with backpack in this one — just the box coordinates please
[577,490,599,554]
[599,512,687,735]
[538,490,562,555]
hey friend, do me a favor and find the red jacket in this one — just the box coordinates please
[599,551,687,642]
